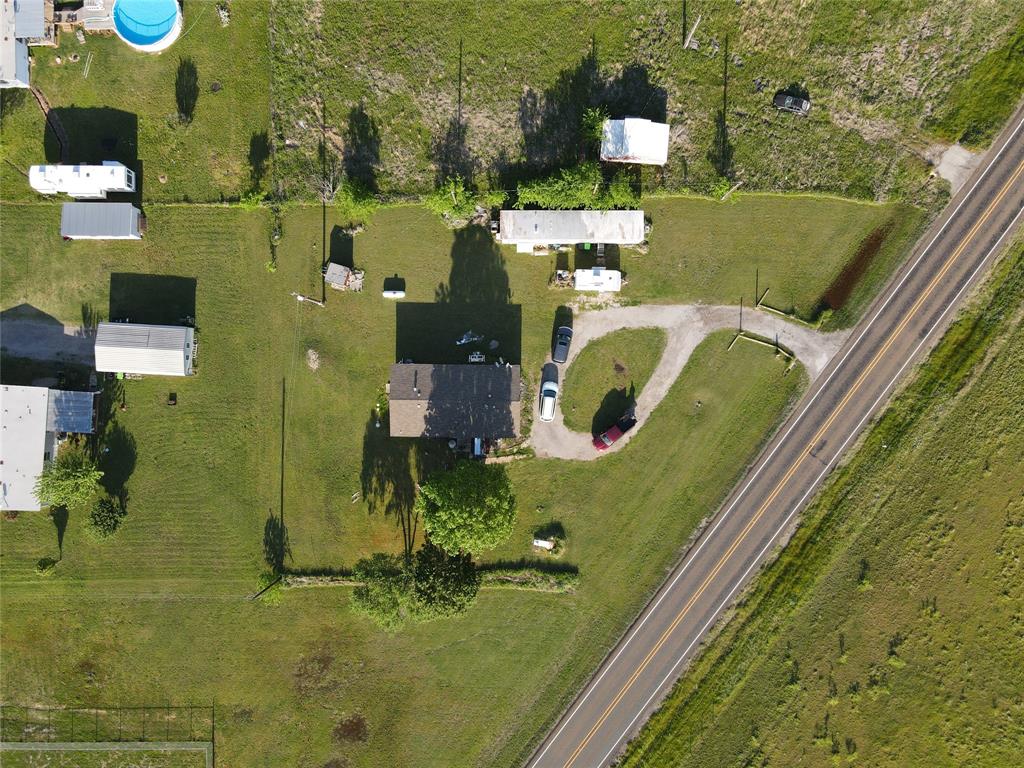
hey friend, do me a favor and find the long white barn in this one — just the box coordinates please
[94,322,196,377]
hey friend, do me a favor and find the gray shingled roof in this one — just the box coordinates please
[389,363,521,440]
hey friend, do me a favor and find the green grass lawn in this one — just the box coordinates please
[0,751,205,768]
[269,0,1022,204]
[1,194,817,767]
[561,328,666,434]
[0,2,270,203]
[620,247,1024,767]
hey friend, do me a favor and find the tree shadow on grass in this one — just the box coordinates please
[591,382,636,436]
[534,520,565,540]
[175,57,199,124]
[51,507,68,558]
[248,130,271,192]
[343,101,380,194]
[263,513,290,573]
[98,423,137,511]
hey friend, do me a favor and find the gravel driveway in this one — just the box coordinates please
[531,304,848,460]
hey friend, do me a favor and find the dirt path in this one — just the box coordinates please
[531,304,848,461]
[0,319,94,364]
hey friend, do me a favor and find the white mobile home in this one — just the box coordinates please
[61,203,143,240]
[95,322,196,377]
[0,385,97,512]
[31,162,136,199]
[498,210,645,253]
[600,118,670,166]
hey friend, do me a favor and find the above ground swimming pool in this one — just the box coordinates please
[113,0,182,52]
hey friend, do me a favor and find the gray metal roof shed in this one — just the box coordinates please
[60,203,142,240]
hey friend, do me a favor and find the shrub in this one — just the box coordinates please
[412,542,480,619]
[35,557,58,575]
[350,553,416,631]
[87,496,126,538]
[516,162,639,210]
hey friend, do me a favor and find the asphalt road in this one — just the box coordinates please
[525,106,1024,768]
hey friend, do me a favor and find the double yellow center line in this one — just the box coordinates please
[560,154,1024,768]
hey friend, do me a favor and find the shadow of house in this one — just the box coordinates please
[511,47,668,180]
[108,274,197,325]
[0,304,95,366]
[43,106,142,204]
[343,101,380,194]
[395,303,522,365]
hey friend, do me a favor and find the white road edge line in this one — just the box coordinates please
[526,111,1024,768]
[595,202,1024,768]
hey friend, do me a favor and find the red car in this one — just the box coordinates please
[592,417,637,451]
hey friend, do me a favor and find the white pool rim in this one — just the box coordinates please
[113,0,182,53]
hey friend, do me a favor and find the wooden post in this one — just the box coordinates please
[739,297,743,332]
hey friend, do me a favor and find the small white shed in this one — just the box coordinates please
[61,203,143,240]
[573,267,622,292]
[94,322,195,376]
[601,118,670,166]
[31,162,137,199]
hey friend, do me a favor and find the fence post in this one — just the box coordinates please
[70,709,75,742]
[119,707,123,742]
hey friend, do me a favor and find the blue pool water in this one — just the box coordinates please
[113,0,179,47]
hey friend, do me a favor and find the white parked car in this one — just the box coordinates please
[539,380,559,422]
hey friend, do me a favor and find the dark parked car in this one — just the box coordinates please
[593,416,637,451]
[773,92,810,116]
[552,325,573,364]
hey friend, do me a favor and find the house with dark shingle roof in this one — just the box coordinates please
[388,363,521,441]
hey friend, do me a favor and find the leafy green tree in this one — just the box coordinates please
[413,542,480,619]
[425,176,478,221]
[417,461,516,554]
[34,448,103,510]
[581,105,610,145]
[87,496,126,538]
[515,162,638,210]
[350,552,416,631]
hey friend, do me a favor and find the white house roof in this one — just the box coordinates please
[13,0,44,38]
[498,210,645,245]
[600,118,670,166]
[95,322,195,376]
[0,0,30,89]
[0,385,50,511]
[60,202,141,239]
[573,267,622,292]
[31,162,134,198]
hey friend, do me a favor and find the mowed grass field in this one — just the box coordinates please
[561,328,666,434]
[620,247,1024,767]
[1,194,829,767]
[0,751,205,768]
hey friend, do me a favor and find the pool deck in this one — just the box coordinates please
[80,0,115,31]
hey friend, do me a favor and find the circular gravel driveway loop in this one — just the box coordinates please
[531,304,849,461]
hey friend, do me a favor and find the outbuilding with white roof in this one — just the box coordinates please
[600,117,670,166]
[94,322,196,376]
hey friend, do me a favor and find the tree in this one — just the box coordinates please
[34,447,103,510]
[417,461,516,554]
[350,552,416,631]
[413,542,480,619]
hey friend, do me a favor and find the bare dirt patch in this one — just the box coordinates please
[293,648,335,696]
[333,713,369,744]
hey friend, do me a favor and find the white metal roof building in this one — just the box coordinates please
[60,202,143,239]
[498,210,645,253]
[1,384,96,512]
[600,118,670,166]
[31,162,136,199]
[95,322,196,376]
